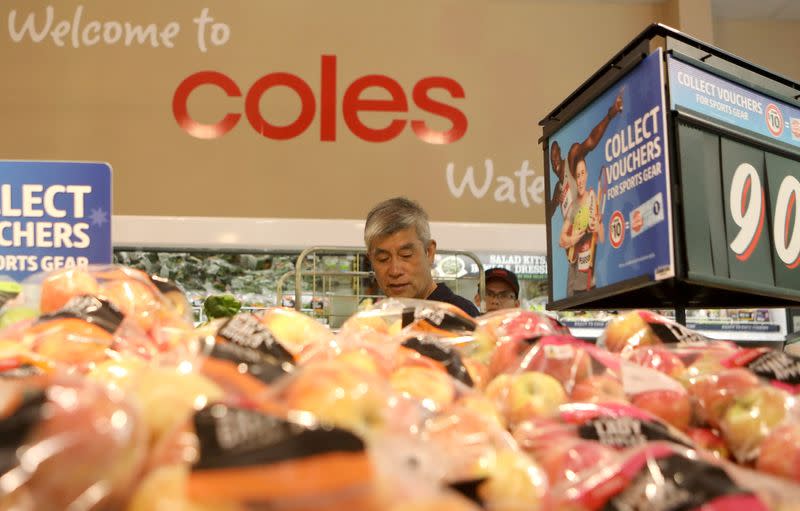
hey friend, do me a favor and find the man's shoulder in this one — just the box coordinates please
[428,283,479,317]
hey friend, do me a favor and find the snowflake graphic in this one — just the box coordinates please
[89,208,109,227]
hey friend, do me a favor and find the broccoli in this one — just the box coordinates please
[203,294,242,319]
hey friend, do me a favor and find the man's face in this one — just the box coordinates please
[575,160,588,196]
[550,143,563,179]
[369,227,436,299]
[484,279,519,312]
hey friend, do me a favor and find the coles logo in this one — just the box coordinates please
[765,103,784,137]
[172,55,467,144]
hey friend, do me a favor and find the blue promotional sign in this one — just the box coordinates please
[548,49,673,302]
[668,55,800,148]
[0,161,112,282]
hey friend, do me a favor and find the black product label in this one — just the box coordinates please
[217,314,294,365]
[401,306,476,332]
[604,454,760,511]
[401,336,473,387]
[0,364,44,379]
[209,341,292,384]
[148,275,182,296]
[0,390,47,474]
[37,295,124,334]
[578,418,692,449]
[745,350,800,385]
[192,404,364,471]
[647,320,709,345]
[448,478,487,506]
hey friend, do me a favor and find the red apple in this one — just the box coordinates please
[512,417,578,455]
[488,336,534,377]
[99,277,161,332]
[394,345,449,373]
[688,368,760,427]
[2,382,147,509]
[570,374,628,405]
[390,366,456,412]
[462,356,490,391]
[627,346,686,380]
[520,341,593,393]
[601,310,662,354]
[505,371,567,424]
[39,267,100,313]
[285,361,390,436]
[631,390,691,431]
[449,394,506,430]
[422,408,499,481]
[756,423,800,482]
[686,427,730,460]
[474,311,569,365]
[720,386,790,463]
[536,438,617,486]
[259,307,334,355]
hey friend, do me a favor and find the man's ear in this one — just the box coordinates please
[514,299,520,308]
[426,239,437,264]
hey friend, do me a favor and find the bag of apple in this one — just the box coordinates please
[388,342,549,511]
[549,441,800,511]
[478,317,694,437]
[597,309,724,355]
[27,266,198,353]
[0,377,148,511]
[510,401,700,492]
[255,306,335,357]
[130,401,498,511]
[192,312,298,410]
[615,333,800,481]
[3,293,170,373]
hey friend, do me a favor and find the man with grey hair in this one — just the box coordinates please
[364,197,479,317]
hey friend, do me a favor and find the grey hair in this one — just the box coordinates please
[364,197,431,252]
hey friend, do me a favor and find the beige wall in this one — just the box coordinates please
[714,18,800,82]
[1,1,692,223]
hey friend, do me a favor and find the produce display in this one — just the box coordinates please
[0,265,799,510]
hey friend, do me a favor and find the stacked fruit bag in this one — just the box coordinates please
[2,265,800,510]
[455,308,800,510]
[0,267,547,510]
[597,310,800,485]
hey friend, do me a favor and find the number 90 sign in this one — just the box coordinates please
[729,162,800,268]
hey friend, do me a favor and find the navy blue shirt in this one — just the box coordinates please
[426,283,479,317]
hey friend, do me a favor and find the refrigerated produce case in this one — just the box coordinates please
[113,244,790,345]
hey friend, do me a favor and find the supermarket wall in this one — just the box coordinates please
[2,0,671,225]
[713,18,800,82]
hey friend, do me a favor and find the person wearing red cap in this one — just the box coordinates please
[475,268,520,312]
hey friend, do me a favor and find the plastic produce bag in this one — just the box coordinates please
[0,378,146,511]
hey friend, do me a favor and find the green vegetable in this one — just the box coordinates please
[203,294,242,319]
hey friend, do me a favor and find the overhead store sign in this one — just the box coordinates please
[668,56,800,149]
[2,1,633,223]
[0,161,112,282]
[547,49,673,304]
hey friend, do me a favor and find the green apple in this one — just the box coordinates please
[720,386,790,463]
[506,371,567,424]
